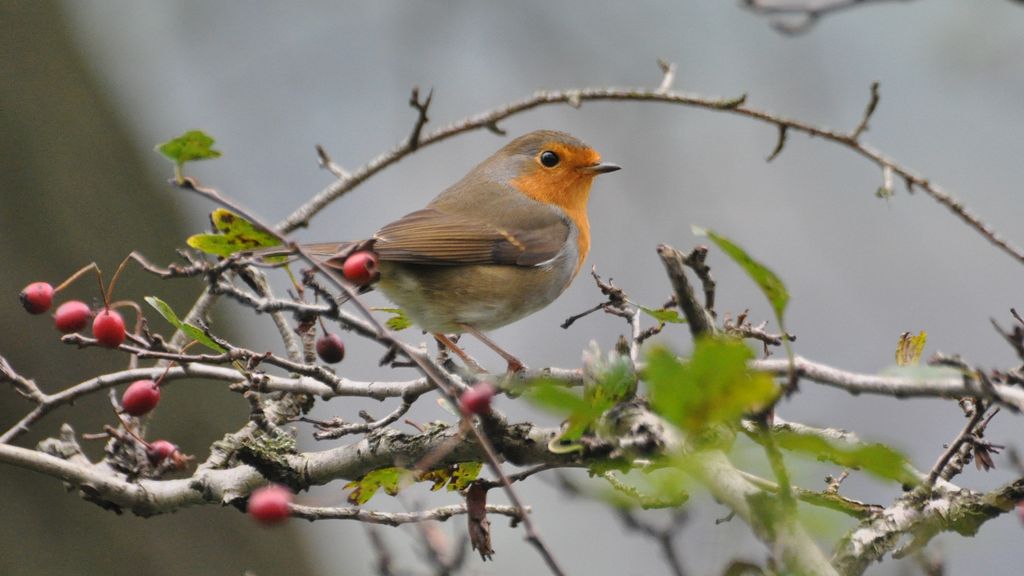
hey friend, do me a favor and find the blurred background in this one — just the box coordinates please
[2,1,1021,575]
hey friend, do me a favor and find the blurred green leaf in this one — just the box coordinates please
[144,296,225,352]
[584,351,637,409]
[525,379,602,442]
[693,226,788,325]
[373,307,413,331]
[187,208,281,257]
[774,430,918,485]
[156,130,222,164]
[646,339,778,434]
[640,305,685,324]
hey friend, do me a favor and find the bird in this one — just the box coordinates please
[295,130,619,372]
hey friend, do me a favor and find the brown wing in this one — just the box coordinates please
[373,208,569,266]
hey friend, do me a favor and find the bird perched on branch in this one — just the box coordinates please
[289,130,619,372]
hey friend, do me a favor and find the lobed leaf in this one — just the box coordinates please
[156,130,222,164]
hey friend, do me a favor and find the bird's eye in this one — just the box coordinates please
[539,150,560,168]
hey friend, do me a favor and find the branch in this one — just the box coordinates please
[753,356,1024,412]
[657,244,717,337]
[276,77,1023,265]
[832,477,1024,576]
[0,420,569,516]
[291,502,524,525]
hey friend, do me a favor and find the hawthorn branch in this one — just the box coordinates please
[753,356,1024,412]
[276,73,1023,266]
[290,502,524,525]
[832,477,1024,576]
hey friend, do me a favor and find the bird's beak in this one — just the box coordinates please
[581,162,621,175]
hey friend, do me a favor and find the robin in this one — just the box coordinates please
[297,130,619,372]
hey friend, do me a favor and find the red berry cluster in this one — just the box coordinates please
[19,262,131,348]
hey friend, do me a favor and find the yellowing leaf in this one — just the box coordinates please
[895,331,927,366]
[187,208,281,257]
[344,463,483,504]
[418,462,483,492]
[344,467,409,505]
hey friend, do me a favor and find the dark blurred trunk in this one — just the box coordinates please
[0,2,319,574]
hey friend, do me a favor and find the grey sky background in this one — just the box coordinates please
[57,2,1023,574]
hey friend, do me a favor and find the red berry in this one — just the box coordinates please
[19,282,54,314]
[92,309,126,347]
[54,300,92,333]
[316,333,346,364]
[146,440,178,464]
[248,484,293,525]
[459,382,497,416]
[122,379,161,416]
[342,251,379,285]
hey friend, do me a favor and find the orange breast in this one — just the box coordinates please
[510,171,595,275]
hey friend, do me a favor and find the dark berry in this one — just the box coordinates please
[248,484,293,525]
[122,379,161,416]
[54,300,92,333]
[19,282,54,314]
[146,440,178,464]
[316,333,346,364]
[92,309,126,347]
[459,382,497,416]
[342,251,380,285]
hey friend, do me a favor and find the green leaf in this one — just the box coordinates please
[144,296,226,352]
[156,130,222,164]
[640,305,685,324]
[773,429,918,485]
[344,467,409,505]
[895,331,927,366]
[693,226,789,325]
[373,307,413,331]
[646,339,778,434]
[525,379,602,442]
[186,208,281,257]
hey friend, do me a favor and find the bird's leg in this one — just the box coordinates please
[433,333,487,374]
[459,324,526,374]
